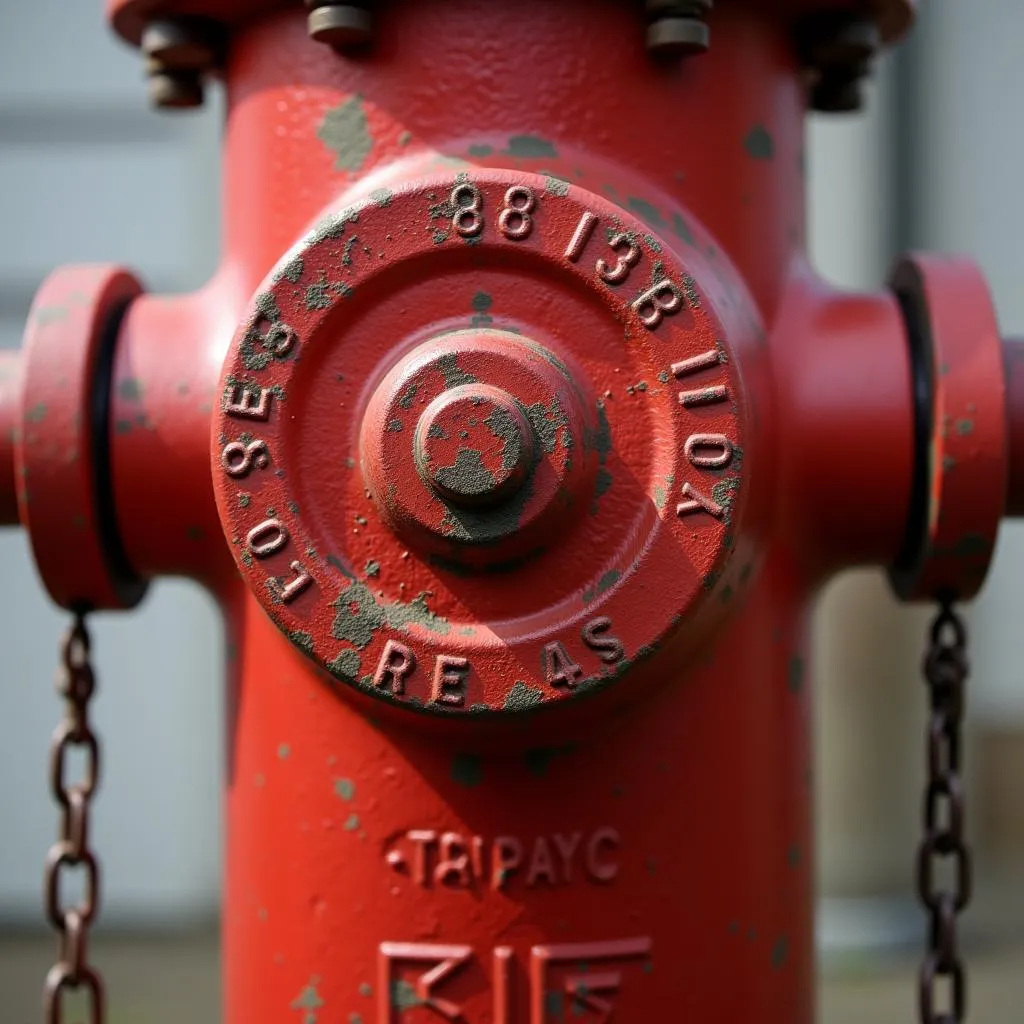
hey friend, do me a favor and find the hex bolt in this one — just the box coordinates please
[796,13,880,114]
[645,0,713,57]
[141,17,224,111]
[305,2,374,52]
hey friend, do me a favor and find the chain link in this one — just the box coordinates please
[43,614,105,1024]
[918,601,972,1023]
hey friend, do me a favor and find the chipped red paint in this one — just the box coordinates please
[0,1,1014,1022]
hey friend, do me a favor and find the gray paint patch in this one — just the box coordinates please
[318,96,373,172]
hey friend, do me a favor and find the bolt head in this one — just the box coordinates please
[647,17,710,56]
[141,18,219,70]
[308,6,373,50]
[147,70,204,110]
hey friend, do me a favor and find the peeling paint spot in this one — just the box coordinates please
[318,96,372,172]
[359,983,372,998]
[437,352,478,389]
[504,680,544,712]
[583,569,621,604]
[291,978,325,1024]
[370,187,393,208]
[672,212,696,246]
[334,778,356,800]
[771,936,789,969]
[390,980,423,1011]
[467,143,494,157]
[306,272,353,310]
[787,656,804,694]
[627,196,666,230]
[955,418,974,436]
[544,174,571,197]
[451,753,483,788]
[365,560,380,577]
[744,124,775,160]
[289,631,315,657]
[386,419,404,433]
[330,579,450,652]
[27,402,48,423]
[343,813,360,831]
[503,135,557,158]
[470,291,493,328]
[329,649,361,679]
[277,256,304,284]
[278,743,291,759]
[524,743,577,778]
[118,378,142,401]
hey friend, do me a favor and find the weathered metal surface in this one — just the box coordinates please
[14,266,148,610]
[2,0,1020,1022]
[888,255,1007,601]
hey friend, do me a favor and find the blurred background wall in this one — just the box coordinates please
[0,0,1021,960]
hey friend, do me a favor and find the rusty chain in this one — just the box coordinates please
[43,613,105,1024]
[918,601,973,1023]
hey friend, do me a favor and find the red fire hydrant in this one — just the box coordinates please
[3,0,1022,1020]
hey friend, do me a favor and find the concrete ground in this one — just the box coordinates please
[1,932,1023,1023]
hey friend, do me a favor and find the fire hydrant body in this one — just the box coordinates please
[7,0,1021,1021]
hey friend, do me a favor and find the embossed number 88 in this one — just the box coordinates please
[450,182,537,241]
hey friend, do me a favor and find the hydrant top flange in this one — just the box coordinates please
[213,170,748,718]
[106,0,916,48]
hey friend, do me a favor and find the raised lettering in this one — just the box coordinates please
[597,232,641,285]
[273,560,313,604]
[542,641,583,689]
[377,942,472,1023]
[586,827,620,882]
[526,836,557,888]
[676,481,725,520]
[492,837,523,890]
[223,383,271,421]
[493,946,513,1024]
[247,518,288,558]
[434,832,471,888]
[564,210,598,262]
[221,438,270,478]
[684,432,734,468]
[470,835,485,882]
[530,938,652,1024]
[631,279,684,329]
[552,832,582,884]
[431,654,469,707]
[451,181,484,239]
[407,830,437,887]
[581,617,625,665]
[373,640,416,695]
[260,321,297,358]
[671,348,722,378]
[678,384,728,408]
[498,185,536,241]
